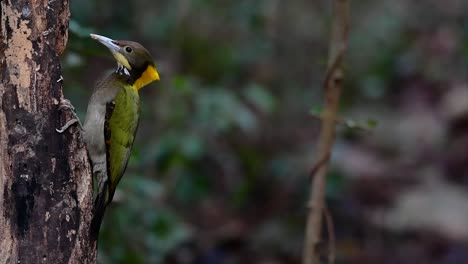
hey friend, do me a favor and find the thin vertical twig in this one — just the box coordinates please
[303,0,349,264]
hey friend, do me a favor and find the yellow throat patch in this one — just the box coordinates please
[113,53,132,70]
[133,65,160,90]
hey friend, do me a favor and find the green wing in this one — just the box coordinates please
[104,85,140,203]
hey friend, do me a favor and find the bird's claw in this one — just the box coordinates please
[56,98,83,133]
[56,119,80,133]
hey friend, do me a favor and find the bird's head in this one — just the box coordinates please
[90,33,160,89]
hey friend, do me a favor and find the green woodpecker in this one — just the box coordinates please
[83,34,159,225]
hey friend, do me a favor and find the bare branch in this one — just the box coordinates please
[302,0,349,263]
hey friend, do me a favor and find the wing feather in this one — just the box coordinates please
[104,85,140,203]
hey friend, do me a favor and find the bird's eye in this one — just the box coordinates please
[124,46,133,53]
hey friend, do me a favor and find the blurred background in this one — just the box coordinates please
[65,0,468,263]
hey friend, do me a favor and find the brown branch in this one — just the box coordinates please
[308,152,331,181]
[302,0,349,264]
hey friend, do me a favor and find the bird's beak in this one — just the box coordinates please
[90,33,132,70]
[90,34,119,53]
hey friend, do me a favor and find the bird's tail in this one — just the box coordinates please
[90,169,109,240]
[90,182,109,240]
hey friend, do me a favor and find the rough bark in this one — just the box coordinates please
[0,0,96,263]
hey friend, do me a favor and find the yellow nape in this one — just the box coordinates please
[133,65,160,90]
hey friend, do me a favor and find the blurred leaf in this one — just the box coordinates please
[171,75,192,93]
[343,118,379,132]
[174,172,210,203]
[366,118,379,128]
[174,30,237,83]
[124,175,165,200]
[195,88,257,133]
[309,104,323,116]
[180,134,205,160]
[152,215,174,239]
[244,83,276,113]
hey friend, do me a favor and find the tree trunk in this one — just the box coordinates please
[0,0,96,263]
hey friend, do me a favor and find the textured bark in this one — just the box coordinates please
[0,0,96,263]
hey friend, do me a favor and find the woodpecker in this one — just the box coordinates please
[58,34,160,230]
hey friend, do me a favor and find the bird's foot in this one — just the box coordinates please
[56,98,83,133]
[56,119,81,133]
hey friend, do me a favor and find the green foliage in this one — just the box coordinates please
[64,0,468,263]
[99,176,189,264]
